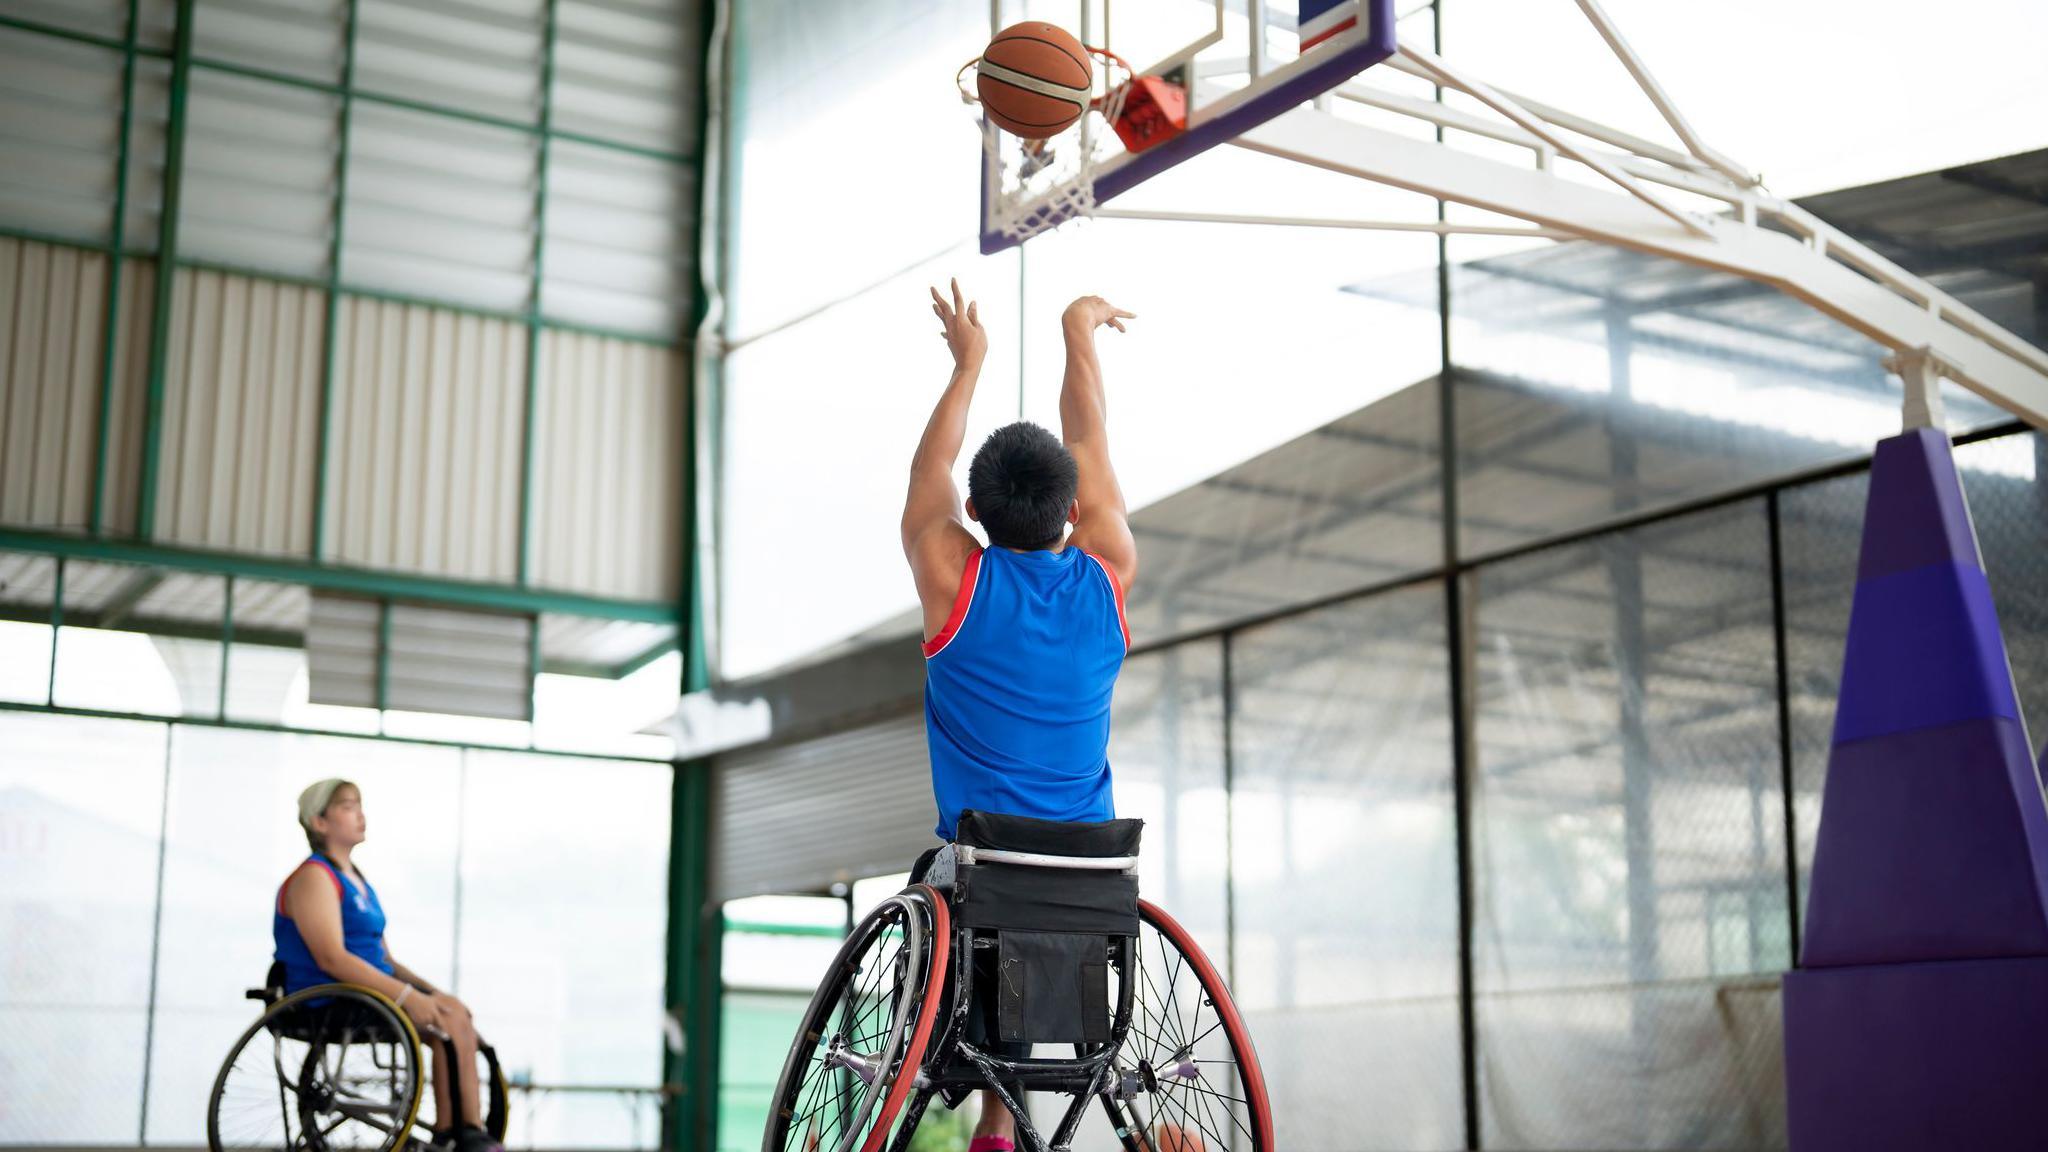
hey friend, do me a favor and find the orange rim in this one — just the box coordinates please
[858,884,953,1152]
[1136,898,1275,1151]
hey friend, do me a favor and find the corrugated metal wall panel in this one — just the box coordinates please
[306,591,378,708]
[99,256,155,537]
[125,56,172,252]
[344,102,536,313]
[384,601,533,720]
[0,238,110,532]
[552,0,700,156]
[0,28,126,246]
[326,295,526,581]
[542,139,692,340]
[179,68,339,279]
[154,266,324,555]
[355,0,545,124]
[712,715,934,901]
[532,330,682,600]
[191,0,347,84]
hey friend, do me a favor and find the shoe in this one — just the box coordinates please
[454,1126,503,1152]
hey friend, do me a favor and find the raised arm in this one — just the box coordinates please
[1060,296,1138,590]
[903,279,987,641]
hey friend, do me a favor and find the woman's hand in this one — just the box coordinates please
[402,988,446,1034]
[931,278,986,372]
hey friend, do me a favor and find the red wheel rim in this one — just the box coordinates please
[1136,898,1275,1152]
[858,884,952,1152]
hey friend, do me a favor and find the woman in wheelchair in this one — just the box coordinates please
[275,778,501,1152]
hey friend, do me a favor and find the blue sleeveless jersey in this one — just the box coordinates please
[273,855,395,993]
[923,546,1129,840]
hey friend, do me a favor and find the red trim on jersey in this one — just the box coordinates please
[277,858,345,917]
[922,550,985,658]
[1084,550,1131,652]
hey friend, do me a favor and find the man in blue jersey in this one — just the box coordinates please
[901,280,1137,1152]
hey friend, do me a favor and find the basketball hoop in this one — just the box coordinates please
[957,46,1146,248]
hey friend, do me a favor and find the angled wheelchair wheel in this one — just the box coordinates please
[1098,901,1273,1152]
[763,884,950,1152]
[478,1040,511,1141]
[209,984,425,1152]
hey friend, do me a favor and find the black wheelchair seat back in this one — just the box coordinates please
[936,810,1144,1048]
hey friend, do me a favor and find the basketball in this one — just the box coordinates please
[976,22,1093,139]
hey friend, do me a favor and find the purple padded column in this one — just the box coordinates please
[1784,427,2048,1151]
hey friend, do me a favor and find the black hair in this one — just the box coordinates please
[967,422,1078,550]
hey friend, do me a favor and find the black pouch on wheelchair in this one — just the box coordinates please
[995,930,1111,1045]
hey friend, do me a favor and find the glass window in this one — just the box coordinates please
[0,553,58,704]
[1469,501,1789,1149]
[456,750,672,1146]
[144,728,462,1142]
[1228,586,1464,1150]
[1110,641,1228,965]
[0,711,167,1143]
[1447,236,2011,556]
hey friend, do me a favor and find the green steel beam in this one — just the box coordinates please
[665,761,717,1152]
[516,0,561,589]
[666,1,719,1144]
[720,920,843,939]
[87,0,137,537]
[307,0,358,563]
[0,698,672,763]
[0,14,140,53]
[0,527,680,622]
[526,612,542,735]
[176,253,683,347]
[375,598,391,715]
[97,569,166,630]
[0,224,132,258]
[134,0,194,541]
[0,604,300,651]
[217,575,234,719]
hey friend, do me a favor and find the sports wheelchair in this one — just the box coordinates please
[764,811,1273,1152]
[206,961,509,1151]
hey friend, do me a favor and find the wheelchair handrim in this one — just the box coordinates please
[858,884,950,1152]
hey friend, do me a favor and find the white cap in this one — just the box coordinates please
[297,778,355,828]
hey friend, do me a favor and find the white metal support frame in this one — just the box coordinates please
[1085,2,2048,432]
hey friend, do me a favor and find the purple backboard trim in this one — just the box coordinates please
[980,0,1399,254]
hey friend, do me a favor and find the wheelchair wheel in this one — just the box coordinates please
[209,984,425,1152]
[1099,901,1273,1152]
[478,1041,510,1141]
[763,884,950,1152]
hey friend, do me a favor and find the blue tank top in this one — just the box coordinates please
[922,546,1129,840]
[272,855,395,994]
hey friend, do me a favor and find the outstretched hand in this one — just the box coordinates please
[931,279,986,371]
[1063,295,1135,335]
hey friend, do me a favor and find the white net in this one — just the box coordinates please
[961,48,1133,248]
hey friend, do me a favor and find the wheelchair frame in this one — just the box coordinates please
[207,962,507,1152]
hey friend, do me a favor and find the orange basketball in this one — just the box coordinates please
[976,22,1093,139]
